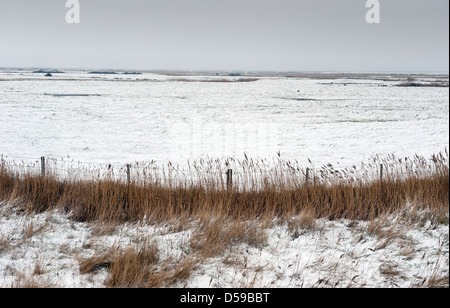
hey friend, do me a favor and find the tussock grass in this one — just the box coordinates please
[95,239,199,288]
[191,218,268,259]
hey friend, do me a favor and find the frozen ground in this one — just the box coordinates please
[0,202,447,288]
[0,70,448,169]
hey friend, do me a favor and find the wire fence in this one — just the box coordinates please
[1,150,448,191]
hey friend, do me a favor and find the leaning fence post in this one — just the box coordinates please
[226,169,233,193]
[306,167,310,185]
[41,156,46,177]
[126,164,131,185]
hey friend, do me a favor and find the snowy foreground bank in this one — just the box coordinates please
[0,202,448,288]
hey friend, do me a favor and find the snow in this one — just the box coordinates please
[0,202,447,288]
[0,70,448,169]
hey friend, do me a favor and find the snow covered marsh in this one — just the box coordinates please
[0,70,448,167]
[0,71,448,288]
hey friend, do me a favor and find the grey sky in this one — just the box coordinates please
[0,0,448,72]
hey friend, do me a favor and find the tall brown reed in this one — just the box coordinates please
[0,151,448,224]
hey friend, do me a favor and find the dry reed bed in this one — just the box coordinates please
[0,152,448,224]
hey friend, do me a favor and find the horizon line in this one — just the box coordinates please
[1,66,449,75]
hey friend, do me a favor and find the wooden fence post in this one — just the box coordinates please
[226,169,233,193]
[41,156,46,177]
[127,164,131,185]
[306,167,310,185]
[380,164,384,182]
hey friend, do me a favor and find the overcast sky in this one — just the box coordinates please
[0,0,448,72]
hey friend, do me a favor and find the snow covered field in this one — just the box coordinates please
[0,202,447,288]
[0,70,448,168]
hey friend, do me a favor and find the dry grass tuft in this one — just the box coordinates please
[190,218,267,258]
[22,219,48,240]
[79,251,114,275]
[426,274,449,288]
[0,233,8,253]
[11,273,56,288]
[105,239,160,287]
[92,239,199,288]
[287,208,318,238]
